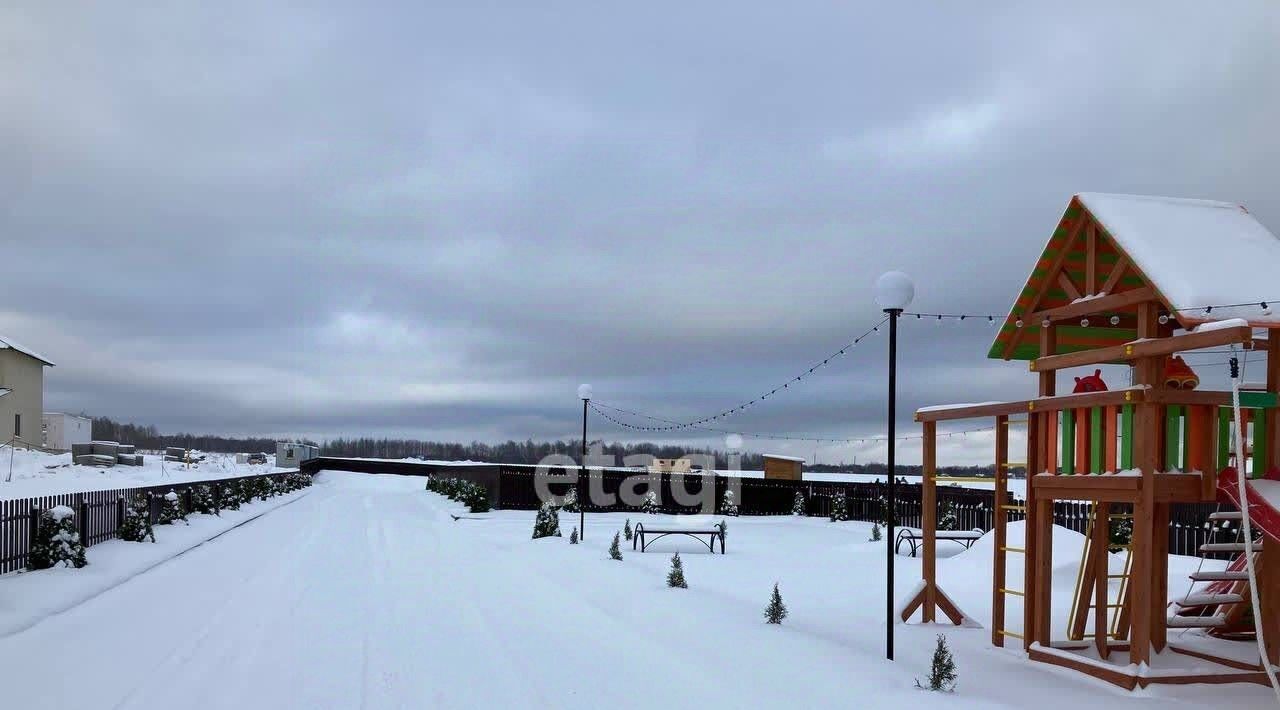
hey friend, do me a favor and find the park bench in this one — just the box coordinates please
[633,522,726,554]
[894,527,984,557]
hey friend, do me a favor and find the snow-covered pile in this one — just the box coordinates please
[0,449,290,500]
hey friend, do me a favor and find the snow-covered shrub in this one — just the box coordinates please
[532,501,561,539]
[916,634,957,692]
[190,484,218,515]
[623,518,633,541]
[157,491,186,525]
[939,501,958,531]
[870,523,882,542]
[666,552,687,588]
[764,583,787,624]
[829,492,848,522]
[640,490,659,514]
[118,495,155,543]
[252,476,275,501]
[721,489,739,516]
[219,482,242,511]
[1110,513,1133,552]
[560,487,579,513]
[462,483,490,513]
[609,531,623,560]
[28,506,87,569]
[569,527,579,544]
[791,491,806,516]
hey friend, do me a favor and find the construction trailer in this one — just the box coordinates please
[902,193,1280,689]
[42,412,91,451]
[762,454,805,480]
[276,442,318,468]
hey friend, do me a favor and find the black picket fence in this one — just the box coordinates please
[0,470,303,574]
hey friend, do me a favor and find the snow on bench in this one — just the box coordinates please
[632,522,725,554]
[894,527,985,557]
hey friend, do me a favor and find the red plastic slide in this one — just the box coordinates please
[1218,467,1280,544]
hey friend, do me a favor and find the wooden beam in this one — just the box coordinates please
[1058,272,1083,301]
[1031,325,1252,373]
[1002,213,1089,359]
[916,389,1142,423]
[1099,255,1129,296]
[1086,223,1097,296]
[1094,503,1110,659]
[1028,286,1156,324]
[993,415,1009,647]
[922,420,937,623]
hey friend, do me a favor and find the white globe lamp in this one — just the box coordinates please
[577,383,593,401]
[875,271,915,311]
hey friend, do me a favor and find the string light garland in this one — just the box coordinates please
[907,298,1280,328]
[610,316,889,432]
[591,402,996,445]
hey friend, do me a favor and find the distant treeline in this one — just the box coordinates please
[88,416,1004,476]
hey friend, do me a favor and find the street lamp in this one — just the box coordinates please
[876,270,914,661]
[578,383,592,540]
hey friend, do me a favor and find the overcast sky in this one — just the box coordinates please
[3,2,1279,465]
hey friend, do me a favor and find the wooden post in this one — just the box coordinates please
[993,415,1009,647]
[1128,301,1160,666]
[1093,503,1111,658]
[1025,323,1057,650]
[1034,496,1055,645]
[1151,502,1170,652]
[1268,331,1280,475]
[1260,548,1280,666]
[922,420,937,623]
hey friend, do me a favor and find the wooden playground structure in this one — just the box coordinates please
[901,193,1280,689]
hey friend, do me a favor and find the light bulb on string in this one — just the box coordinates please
[1158,314,1170,325]
[1110,315,1120,326]
[1081,318,1089,327]
[1015,319,1024,328]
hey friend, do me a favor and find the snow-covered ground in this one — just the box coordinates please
[0,449,289,500]
[0,470,1272,709]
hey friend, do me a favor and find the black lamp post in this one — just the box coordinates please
[876,270,913,662]
[578,384,592,539]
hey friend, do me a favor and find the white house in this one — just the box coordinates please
[0,335,55,445]
[43,412,91,451]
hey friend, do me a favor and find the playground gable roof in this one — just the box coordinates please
[989,193,1280,360]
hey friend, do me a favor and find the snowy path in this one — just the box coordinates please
[0,472,1275,709]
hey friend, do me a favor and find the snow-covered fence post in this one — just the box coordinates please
[27,508,39,565]
[116,495,126,537]
[147,493,158,526]
[78,497,90,547]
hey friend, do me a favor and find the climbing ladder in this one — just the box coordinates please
[1067,505,1134,656]
[1169,508,1261,633]
[993,414,1028,647]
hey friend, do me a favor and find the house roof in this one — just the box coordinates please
[989,193,1280,360]
[0,335,55,366]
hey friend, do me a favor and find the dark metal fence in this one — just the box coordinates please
[308,458,1231,559]
[0,470,300,574]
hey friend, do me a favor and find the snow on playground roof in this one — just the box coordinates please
[762,454,807,462]
[1078,193,1280,324]
[989,193,1280,361]
[0,335,54,366]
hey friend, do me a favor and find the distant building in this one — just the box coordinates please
[648,457,694,474]
[763,454,805,480]
[276,442,319,468]
[0,335,55,445]
[43,412,91,451]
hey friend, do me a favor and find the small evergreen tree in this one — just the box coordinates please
[190,484,218,515]
[623,518,633,541]
[939,501,958,531]
[721,489,739,516]
[117,495,155,543]
[157,491,186,525]
[28,506,88,569]
[532,501,562,539]
[560,487,579,513]
[791,491,805,516]
[640,491,659,514]
[764,583,787,624]
[219,482,241,511]
[666,552,688,588]
[916,634,958,692]
[609,531,623,560]
[870,522,882,542]
[829,492,848,522]
[1110,514,1134,552]
[569,526,579,544]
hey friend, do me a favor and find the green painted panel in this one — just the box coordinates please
[1240,391,1278,409]
[1121,405,1134,469]
[1091,406,1103,473]
[1061,410,1074,475]
[1165,406,1182,470]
